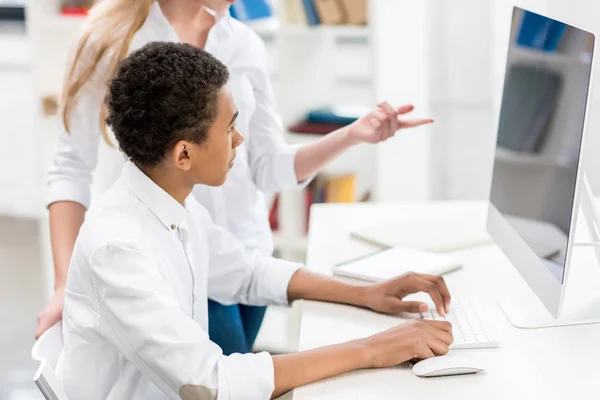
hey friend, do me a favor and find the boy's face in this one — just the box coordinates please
[170,86,243,187]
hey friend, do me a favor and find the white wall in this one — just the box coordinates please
[430,0,494,200]
[370,0,497,202]
[0,29,37,219]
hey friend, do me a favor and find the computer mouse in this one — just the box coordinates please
[412,355,483,377]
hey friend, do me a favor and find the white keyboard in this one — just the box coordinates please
[420,297,500,350]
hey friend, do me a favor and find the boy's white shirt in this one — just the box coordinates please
[47,1,312,256]
[57,161,302,400]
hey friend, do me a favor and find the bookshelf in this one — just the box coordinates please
[268,0,436,259]
[263,2,375,260]
[248,18,368,38]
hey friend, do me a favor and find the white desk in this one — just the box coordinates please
[292,201,600,399]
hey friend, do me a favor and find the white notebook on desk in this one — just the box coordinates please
[332,247,462,282]
[350,215,493,253]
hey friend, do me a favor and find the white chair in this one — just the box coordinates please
[31,321,68,400]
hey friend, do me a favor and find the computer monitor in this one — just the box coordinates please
[487,6,600,328]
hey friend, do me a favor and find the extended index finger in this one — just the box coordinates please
[398,118,434,129]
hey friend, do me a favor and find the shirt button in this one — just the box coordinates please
[171,224,176,230]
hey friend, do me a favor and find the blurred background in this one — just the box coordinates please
[3,0,600,398]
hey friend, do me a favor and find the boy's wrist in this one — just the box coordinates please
[351,339,375,369]
[346,284,374,309]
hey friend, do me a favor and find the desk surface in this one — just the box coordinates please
[292,201,600,399]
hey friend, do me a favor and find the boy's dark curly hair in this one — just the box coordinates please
[105,41,229,166]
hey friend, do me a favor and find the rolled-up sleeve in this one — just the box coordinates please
[245,36,315,192]
[46,93,103,209]
[46,38,110,209]
[90,241,277,400]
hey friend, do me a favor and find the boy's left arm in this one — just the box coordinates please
[202,206,450,315]
[287,269,451,317]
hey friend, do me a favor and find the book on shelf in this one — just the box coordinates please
[313,0,345,25]
[288,105,364,135]
[269,193,280,231]
[300,0,320,25]
[304,173,358,232]
[279,0,367,26]
[288,121,346,135]
[229,0,273,21]
[60,1,92,16]
[269,173,368,240]
[307,105,366,125]
[338,0,367,25]
[284,0,308,25]
[324,174,356,203]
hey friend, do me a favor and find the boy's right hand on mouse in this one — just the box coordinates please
[358,320,453,369]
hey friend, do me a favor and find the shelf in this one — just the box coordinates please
[34,13,86,36]
[246,18,368,40]
[280,24,368,39]
[511,46,591,67]
[245,18,279,38]
[285,131,324,144]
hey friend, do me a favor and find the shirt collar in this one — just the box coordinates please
[147,0,234,45]
[122,161,188,232]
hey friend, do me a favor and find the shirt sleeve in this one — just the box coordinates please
[46,35,110,209]
[245,36,315,192]
[90,241,277,400]
[196,203,302,306]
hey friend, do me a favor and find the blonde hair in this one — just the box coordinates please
[60,0,153,146]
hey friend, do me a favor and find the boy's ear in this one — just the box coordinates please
[171,140,193,171]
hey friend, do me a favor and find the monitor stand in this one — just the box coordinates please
[499,293,600,329]
[498,173,600,329]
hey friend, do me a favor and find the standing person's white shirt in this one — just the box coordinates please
[47,1,306,256]
[57,161,301,400]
